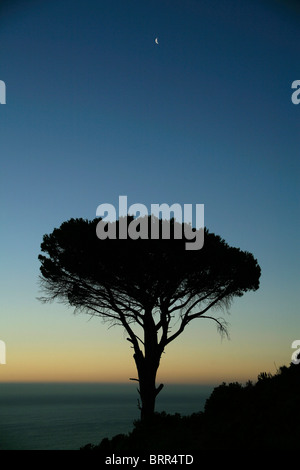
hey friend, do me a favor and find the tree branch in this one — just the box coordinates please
[198,315,230,339]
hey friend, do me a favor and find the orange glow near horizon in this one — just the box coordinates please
[0,301,293,386]
[0,333,289,386]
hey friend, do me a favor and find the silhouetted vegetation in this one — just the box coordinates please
[38,216,260,420]
[81,358,300,450]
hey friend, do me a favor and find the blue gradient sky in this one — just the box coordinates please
[0,0,299,384]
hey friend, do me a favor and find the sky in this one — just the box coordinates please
[0,0,299,386]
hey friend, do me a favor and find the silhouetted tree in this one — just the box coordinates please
[38,216,261,421]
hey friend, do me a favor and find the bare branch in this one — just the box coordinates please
[199,315,230,339]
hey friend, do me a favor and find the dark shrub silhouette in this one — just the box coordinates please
[204,360,300,449]
[81,357,300,450]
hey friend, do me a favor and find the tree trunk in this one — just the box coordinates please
[131,308,164,421]
[133,349,164,421]
[139,363,161,421]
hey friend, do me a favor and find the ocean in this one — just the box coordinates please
[0,383,214,450]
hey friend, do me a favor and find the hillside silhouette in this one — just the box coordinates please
[81,356,300,450]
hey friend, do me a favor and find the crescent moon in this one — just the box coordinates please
[155,38,159,44]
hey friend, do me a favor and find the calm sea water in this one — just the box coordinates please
[0,383,214,450]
